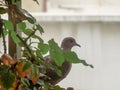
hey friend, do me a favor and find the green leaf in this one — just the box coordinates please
[33,87,37,90]
[31,64,40,85]
[48,39,61,52]
[11,0,15,4]
[0,68,17,90]
[20,28,33,35]
[0,7,6,14]
[36,50,43,58]
[16,61,32,78]
[78,60,94,68]
[36,24,44,34]
[37,80,44,86]
[63,51,81,63]
[33,0,39,4]
[63,51,94,68]
[18,24,43,41]
[21,79,30,87]
[17,22,26,30]
[50,50,64,66]
[22,61,31,72]
[0,65,9,73]
[54,67,62,77]
[49,39,64,66]
[38,43,49,54]
[53,85,61,90]
[3,20,14,30]
[44,82,49,90]
[3,29,8,36]
[32,35,43,42]
[16,0,22,7]
[27,17,36,24]
[21,29,42,41]
[21,9,36,24]
[0,29,8,38]
[47,64,62,76]
[11,31,21,45]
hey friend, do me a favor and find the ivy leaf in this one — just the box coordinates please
[48,39,64,66]
[0,69,17,90]
[0,7,6,14]
[31,64,40,85]
[3,20,14,30]
[38,43,49,54]
[16,61,32,78]
[63,51,94,68]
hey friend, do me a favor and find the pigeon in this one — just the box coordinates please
[44,37,81,85]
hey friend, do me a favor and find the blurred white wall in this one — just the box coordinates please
[22,0,44,12]
[48,0,120,7]
[22,0,120,13]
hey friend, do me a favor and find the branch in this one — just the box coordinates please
[16,34,34,59]
[0,16,2,36]
[0,17,7,53]
[24,29,37,42]
[17,34,47,66]
[2,30,7,54]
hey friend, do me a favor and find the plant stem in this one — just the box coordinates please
[0,16,2,37]
[2,30,7,53]
[8,5,17,57]
[16,34,35,61]
[0,16,7,53]
[25,29,37,42]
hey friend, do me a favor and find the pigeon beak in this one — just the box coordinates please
[75,43,81,47]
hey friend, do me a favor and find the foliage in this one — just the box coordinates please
[0,0,93,90]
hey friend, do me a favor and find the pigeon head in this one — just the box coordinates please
[61,37,81,51]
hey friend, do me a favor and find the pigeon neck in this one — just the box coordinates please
[61,47,71,52]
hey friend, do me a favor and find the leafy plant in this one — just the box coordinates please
[0,0,93,90]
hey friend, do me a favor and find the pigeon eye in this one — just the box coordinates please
[70,40,73,43]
